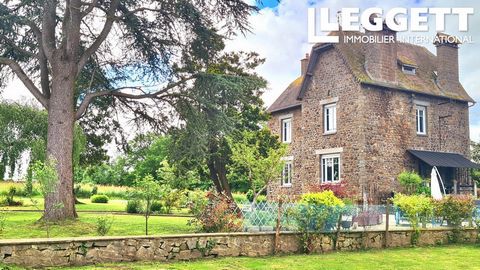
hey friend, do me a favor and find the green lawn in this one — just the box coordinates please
[0,211,194,239]
[0,197,191,214]
[50,245,480,270]
[0,197,129,211]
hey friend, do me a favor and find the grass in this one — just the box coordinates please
[0,181,191,214]
[0,197,191,215]
[0,197,129,211]
[0,211,194,239]
[0,245,474,269]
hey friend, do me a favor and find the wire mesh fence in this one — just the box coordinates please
[237,202,480,233]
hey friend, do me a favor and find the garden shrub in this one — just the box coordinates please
[188,191,242,233]
[233,193,249,204]
[150,201,162,213]
[434,195,475,243]
[186,190,208,216]
[300,191,345,207]
[307,182,352,199]
[96,215,114,236]
[435,195,475,228]
[91,186,98,195]
[256,195,267,203]
[392,194,433,245]
[290,191,344,253]
[90,194,109,203]
[0,186,23,206]
[398,171,423,194]
[126,200,143,213]
[246,190,254,202]
[160,188,183,214]
[74,185,92,198]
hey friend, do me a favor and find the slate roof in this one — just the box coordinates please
[268,31,475,113]
[408,149,480,169]
[267,76,303,113]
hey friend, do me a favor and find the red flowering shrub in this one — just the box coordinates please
[188,191,243,233]
[307,183,353,199]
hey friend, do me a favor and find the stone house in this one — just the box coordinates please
[267,29,480,203]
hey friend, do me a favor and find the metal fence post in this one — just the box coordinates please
[274,199,283,254]
[385,200,390,248]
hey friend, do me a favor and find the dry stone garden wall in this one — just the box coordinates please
[0,229,477,268]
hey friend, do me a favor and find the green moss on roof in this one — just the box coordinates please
[269,31,474,113]
[398,55,417,66]
[331,32,473,103]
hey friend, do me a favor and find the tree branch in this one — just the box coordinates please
[0,36,37,58]
[81,0,98,18]
[0,57,49,109]
[77,0,119,74]
[38,52,51,98]
[41,0,58,61]
[0,4,51,98]
[75,76,195,119]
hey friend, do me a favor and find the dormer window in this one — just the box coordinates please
[398,58,417,75]
[402,64,416,75]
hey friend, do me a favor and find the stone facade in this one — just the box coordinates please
[267,32,474,202]
[0,229,477,268]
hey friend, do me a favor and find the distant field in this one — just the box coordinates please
[0,181,132,198]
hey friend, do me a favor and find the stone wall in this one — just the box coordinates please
[0,229,477,268]
[268,106,304,199]
[360,84,471,199]
[268,46,366,200]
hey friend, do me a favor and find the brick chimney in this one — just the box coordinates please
[301,53,309,76]
[364,15,397,83]
[434,33,460,90]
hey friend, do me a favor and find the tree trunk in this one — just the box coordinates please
[215,158,232,198]
[207,159,223,193]
[43,72,77,221]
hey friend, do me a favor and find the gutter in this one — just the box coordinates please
[360,81,474,104]
[268,103,301,114]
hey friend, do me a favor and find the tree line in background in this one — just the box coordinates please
[0,0,268,221]
[0,101,285,198]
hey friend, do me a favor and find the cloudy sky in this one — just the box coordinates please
[2,0,480,142]
[226,0,480,142]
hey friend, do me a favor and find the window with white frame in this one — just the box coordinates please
[416,105,427,135]
[324,103,337,133]
[321,154,340,183]
[281,117,292,143]
[282,161,292,187]
[402,65,416,75]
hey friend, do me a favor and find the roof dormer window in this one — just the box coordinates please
[402,64,416,75]
[398,58,417,75]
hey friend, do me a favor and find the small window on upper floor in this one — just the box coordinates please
[416,105,427,135]
[324,103,337,134]
[281,117,292,143]
[402,64,416,75]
